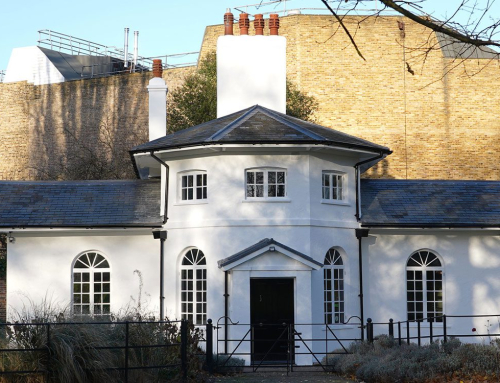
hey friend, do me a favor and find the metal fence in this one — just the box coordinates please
[210,318,362,373]
[367,314,500,346]
[0,319,188,382]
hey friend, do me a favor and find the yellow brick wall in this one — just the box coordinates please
[0,67,193,180]
[201,15,500,180]
[1,15,499,180]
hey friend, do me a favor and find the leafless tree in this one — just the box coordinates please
[318,0,500,60]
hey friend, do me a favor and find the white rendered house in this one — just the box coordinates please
[2,13,500,366]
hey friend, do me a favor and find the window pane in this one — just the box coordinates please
[203,174,207,186]
[268,171,276,184]
[323,187,330,199]
[196,188,202,200]
[182,176,187,188]
[268,185,276,197]
[182,189,187,200]
[277,185,285,197]
[323,174,330,187]
[256,185,264,197]
[103,273,110,282]
[203,187,207,199]
[247,172,254,184]
[187,175,193,187]
[247,185,255,197]
[256,172,264,184]
[277,172,285,184]
[188,189,193,200]
[197,174,203,186]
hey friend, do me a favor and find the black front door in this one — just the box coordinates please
[250,278,294,363]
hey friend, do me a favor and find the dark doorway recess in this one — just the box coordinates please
[250,278,294,363]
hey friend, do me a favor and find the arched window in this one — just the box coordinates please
[324,248,344,324]
[72,251,110,316]
[406,250,443,322]
[181,248,207,324]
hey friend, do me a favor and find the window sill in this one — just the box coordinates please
[174,200,209,206]
[321,199,350,206]
[242,198,291,203]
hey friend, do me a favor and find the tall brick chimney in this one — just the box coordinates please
[148,59,168,141]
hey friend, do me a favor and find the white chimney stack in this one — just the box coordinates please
[148,59,168,141]
[217,13,286,117]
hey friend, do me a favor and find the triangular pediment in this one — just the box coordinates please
[218,238,322,271]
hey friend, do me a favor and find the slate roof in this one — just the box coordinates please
[131,105,391,154]
[361,179,500,228]
[218,238,323,269]
[0,180,162,228]
[436,33,499,60]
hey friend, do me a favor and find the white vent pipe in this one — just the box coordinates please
[133,31,139,67]
[124,27,129,67]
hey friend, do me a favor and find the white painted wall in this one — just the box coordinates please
[4,47,65,85]
[7,230,160,318]
[217,35,286,117]
[364,231,500,342]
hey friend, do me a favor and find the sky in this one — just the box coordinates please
[1,0,499,71]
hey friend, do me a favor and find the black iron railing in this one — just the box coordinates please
[0,319,188,382]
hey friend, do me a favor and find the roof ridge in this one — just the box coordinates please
[207,105,259,142]
[259,106,327,141]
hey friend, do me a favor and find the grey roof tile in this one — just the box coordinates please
[131,105,390,154]
[0,180,162,228]
[361,179,500,227]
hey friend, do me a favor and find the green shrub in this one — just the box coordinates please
[1,296,207,382]
[213,354,245,374]
[323,336,500,383]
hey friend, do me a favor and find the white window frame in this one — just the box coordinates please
[177,170,208,204]
[245,167,288,201]
[323,248,345,325]
[406,249,444,323]
[180,248,207,325]
[71,250,111,316]
[321,171,346,204]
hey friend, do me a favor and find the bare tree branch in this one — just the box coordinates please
[320,0,367,60]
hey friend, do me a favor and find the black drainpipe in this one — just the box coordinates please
[150,151,170,321]
[150,152,170,224]
[224,271,229,354]
[354,151,385,221]
[355,228,369,340]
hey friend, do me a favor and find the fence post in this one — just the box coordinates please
[406,320,410,344]
[417,319,421,347]
[125,321,129,383]
[181,320,188,380]
[47,323,51,380]
[388,318,394,338]
[366,318,373,343]
[429,319,433,343]
[206,319,214,374]
[443,315,447,343]
[397,321,402,346]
